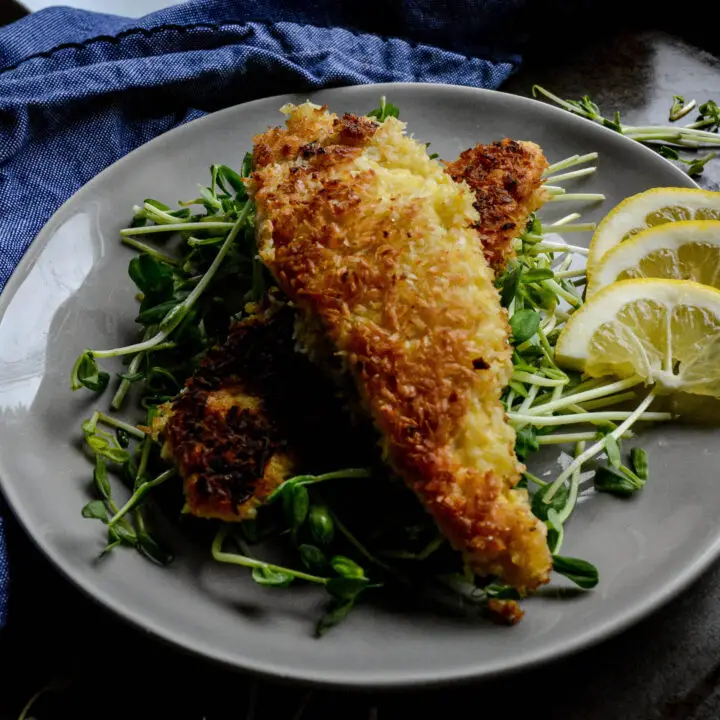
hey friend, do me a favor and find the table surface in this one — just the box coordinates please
[1,11,720,720]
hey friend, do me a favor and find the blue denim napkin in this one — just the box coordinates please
[0,0,558,630]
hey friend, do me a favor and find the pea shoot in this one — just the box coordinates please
[533,85,720,177]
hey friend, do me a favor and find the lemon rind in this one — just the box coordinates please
[588,187,720,269]
[587,219,720,296]
[556,277,720,368]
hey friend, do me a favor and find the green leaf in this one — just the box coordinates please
[523,282,557,312]
[327,576,369,600]
[135,299,180,325]
[521,268,554,283]
[75,352,110,393]
[93,457,111,500]
[292,485,310,529]
[86,434,109,453]
[367,96,400,122]
[309,505,335,545]
[631,447,649,480]
[331,555,366,580]
[531,483,568,522]
[251,566,295,587]
[117,370,145,383]
[315,599,355,636]
[696,99,720,132]
[658,145,680,161]
[299,544,326,572]
[594,465,643,497]
[146,366,180,393]
[128,253,174,299]
[669,95,697,122]
[499,264,522,308]
[109,524,137,546]
[515,426,539,460]
[144,198,171,212]
[509,309,541,344]
[99,446,131,465]
[136,532,174,565]
[485,583,521,600]
[198,185,221,210]
[81,500,108,521]
[604,435,622,468]
[507,380,528,398]
[601,110,623,133]
[87,433,131,464]
[216,165,247,197]
[545,508,564,554]
[686,153,717,177]
[552,555,599,589]
[669,95,686,121]
[130,208,148,228]
[526,212,542,235]
[240,152,254,178]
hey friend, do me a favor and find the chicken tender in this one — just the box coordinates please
[445,139,549,270]
[249,103,552,591]
[151,298,356,521]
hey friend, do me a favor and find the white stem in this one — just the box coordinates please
[511,371,568,387]
[543,278,582,307]
[577,391,637,411]
[543,152,599,176]
[555,441,586,525]
[120,221,235,236]
[543,391,658,502]
[550,213,582,227]
[143,202,187,225]
[509,409,671,426]
[544,167,597,183]
[506,389,516,410]
[555,268,587,279]
[525,376,644,416]
[548,193,606,203]
[532,242,589,255]
[543,185,567,195]
[625,125,720,141]
[537,431,631,445]
[519,384,540,413]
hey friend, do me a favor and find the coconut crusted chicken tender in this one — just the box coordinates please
[151,299,356,522]
[248,102,552,592]
[445,139,549,270]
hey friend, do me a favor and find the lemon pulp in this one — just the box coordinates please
[556,279,720,398]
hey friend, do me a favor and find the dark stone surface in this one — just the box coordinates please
[1,24,720,720]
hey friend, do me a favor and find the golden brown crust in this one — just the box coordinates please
[250,104,552,591]
[151,300,360,521]
[488,598,524,625]
[445,139,549,269]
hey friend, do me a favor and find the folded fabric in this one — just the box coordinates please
[0,0,575,630]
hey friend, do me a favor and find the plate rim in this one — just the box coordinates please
[0,81,705,689]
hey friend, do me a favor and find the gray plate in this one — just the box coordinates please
[0,83,712,688]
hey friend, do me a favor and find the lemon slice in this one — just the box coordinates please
[588,188,720,269]
[587,220,720,296]
[556,278,720,396]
